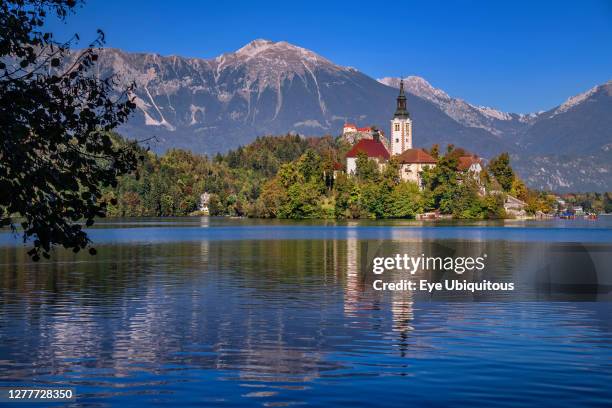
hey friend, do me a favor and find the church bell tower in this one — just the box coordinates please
[390,79,413,155]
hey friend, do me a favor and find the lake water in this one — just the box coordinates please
[1,217,612,407]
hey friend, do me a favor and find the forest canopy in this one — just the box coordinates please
[102,133,601,220]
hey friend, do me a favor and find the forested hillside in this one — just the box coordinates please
[104,134,569,219]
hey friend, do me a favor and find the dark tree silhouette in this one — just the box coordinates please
[0,0,139,260]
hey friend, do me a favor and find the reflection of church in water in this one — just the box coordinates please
[339,228,419,355]
[336,230,498,356]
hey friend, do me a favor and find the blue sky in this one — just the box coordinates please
[47,0,612,113]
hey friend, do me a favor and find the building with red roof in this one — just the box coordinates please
[457,155,483,172]
[342,123,357,135]
[339,87,489,190]
[346,138,390,175]
[456,154,485,192]
[342,123,376,137]
[396,148,436,165]
[395,148,437,186]
[346,138,390,159]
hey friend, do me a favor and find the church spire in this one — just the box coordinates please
[394,79,409,119]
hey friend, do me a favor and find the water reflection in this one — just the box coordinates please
[0,228,611,406]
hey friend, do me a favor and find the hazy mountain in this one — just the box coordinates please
[518,81,612,156]
[88,40,611,192]
[378,76,537,137]
[512,151,612,192]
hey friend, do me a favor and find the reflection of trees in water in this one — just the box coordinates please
[0,241,342,382]
[1,237,612,384]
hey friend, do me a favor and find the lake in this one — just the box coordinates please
[1,217,611,407]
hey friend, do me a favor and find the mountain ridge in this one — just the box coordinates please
[85,39,611,192]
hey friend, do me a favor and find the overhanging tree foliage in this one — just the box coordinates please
[0,0,139,260]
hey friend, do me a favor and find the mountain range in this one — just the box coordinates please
[89,39,611,192]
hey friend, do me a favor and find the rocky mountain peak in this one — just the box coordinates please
[379,76,451,100]
[552,80,612,117]
[235,39,276,57]
[223,39,334,68]
[378,76,517,132]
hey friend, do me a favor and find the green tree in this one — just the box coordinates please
[355,152,380,183]
[208,194,224,216]
[603,193,612,213]
[389,182,422,218]
[333,173,355,218]
[278,162,302,188]
[297,149,322,182]
[280,181,321,219]
[360,183,385,218]
[421,154,459,213]
[452,181,484,219]
[488,153,515,192]
[381,157,400,189]
[0,0,138,260]
[481,193,505,219]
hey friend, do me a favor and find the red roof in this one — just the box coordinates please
[396,148,436,164]
[357,127,372,132]
[457,155,482,171]
[346,139,390,160]
[343,123,357,128]
[333,161,344,170]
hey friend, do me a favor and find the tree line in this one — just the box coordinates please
[103,134,575,220]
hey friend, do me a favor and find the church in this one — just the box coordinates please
[345,79,437,186]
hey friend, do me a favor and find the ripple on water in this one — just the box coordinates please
[0,230,611,407]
